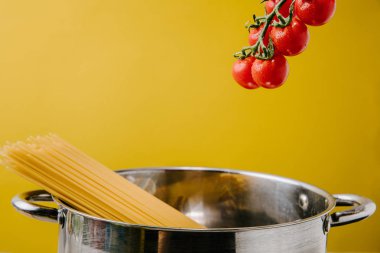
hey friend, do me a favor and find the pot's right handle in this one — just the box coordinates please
[12,190,58,223]
[330,194,376,227]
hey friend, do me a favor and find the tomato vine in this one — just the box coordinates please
[234,0,296,60]
[232,0,336,89]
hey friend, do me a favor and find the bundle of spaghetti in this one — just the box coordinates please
[0,134,204,228]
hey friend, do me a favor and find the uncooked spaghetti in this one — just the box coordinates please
[0,134,204,228]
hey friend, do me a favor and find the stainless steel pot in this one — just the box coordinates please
[12,167,376,253]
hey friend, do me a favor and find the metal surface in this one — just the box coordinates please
[12,167,377,253]
[330,194,376,227]
[12,190,58,223]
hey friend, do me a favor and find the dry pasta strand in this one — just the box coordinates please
[0,134,205,229]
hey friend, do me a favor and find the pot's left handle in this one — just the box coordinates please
[12,190,58,223]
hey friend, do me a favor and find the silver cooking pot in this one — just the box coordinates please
[12,167,376,253]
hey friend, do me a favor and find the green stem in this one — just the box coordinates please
[273,0,296,27]
[234,0,293,60]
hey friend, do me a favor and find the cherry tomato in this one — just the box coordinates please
[295,0,336,26]
[232,57,259,89]
[270,18,309,56]
[248,25,271,46]
[251,54,289,89]
[265,0,293,19]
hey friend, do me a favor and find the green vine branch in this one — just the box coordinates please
[234,0,296,60]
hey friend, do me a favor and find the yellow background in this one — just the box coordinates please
[0,0,379,252]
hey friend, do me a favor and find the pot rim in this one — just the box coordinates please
[54,166,336,232]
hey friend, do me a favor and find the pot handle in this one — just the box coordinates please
[12,190,58,223]
[330,194,376,227]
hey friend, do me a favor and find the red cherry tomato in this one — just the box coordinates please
[270,18,309,56]
[251,54,289,89]
[248,25,271,46]
[232,57,259,89]
[265,0,293,19]
[295,0,336,26]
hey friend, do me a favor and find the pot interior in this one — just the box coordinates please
[118,168,333,228]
